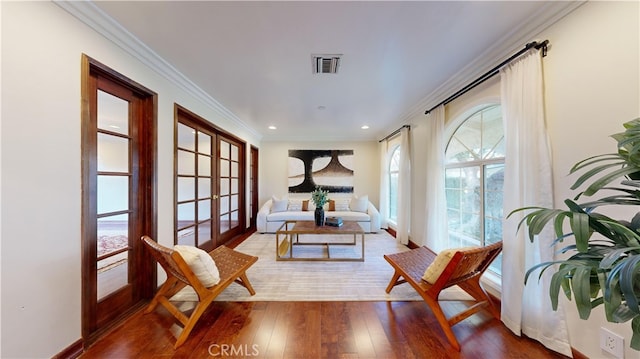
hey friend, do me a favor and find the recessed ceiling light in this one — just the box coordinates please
[268,125,277,130]
[317,106,326,111]
[361,125,370,129]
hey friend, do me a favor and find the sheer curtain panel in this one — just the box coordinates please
[500,49,572,356]
[396,127,411,245]
[378,141,389,229]
[424,105,448,251]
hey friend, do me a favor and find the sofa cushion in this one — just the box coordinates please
[272,199,288,212]
[330,211,370,222]
[173,245,220,287]
[268,211,314,221]
[334,198,351,211]
[288,199,303,211]
[270,195,288,213]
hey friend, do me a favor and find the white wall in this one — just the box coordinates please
[1,2,260,357]
[259,141,379,208]
[541,2,639,358]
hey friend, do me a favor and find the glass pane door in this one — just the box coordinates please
[82,55,156,344]
[219,139,240,234]
[96,90,132,300]
[176,122,215,249]
[174,105,246,249]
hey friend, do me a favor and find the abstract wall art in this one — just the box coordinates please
[288,149,354,193]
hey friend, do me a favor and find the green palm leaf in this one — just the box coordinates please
[513,119,640,351]
[619,255,640,314]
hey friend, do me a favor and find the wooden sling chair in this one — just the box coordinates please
[384,241,503,351]
[141,235,258,348]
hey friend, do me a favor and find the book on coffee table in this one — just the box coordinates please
[325,216,343,227]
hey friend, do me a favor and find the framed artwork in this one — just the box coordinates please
[288,149,354,193]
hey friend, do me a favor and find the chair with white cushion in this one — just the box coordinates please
[141,235,258,348]
[384,242,502,351]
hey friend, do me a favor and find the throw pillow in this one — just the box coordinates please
[288,200,303,211]
[302,200,309,211]
[334,198,351,211]
[349,195,368,212]
[271,195,288,213]
[422,246,477,284]
[328,200,336,211]
[173,245,220,287]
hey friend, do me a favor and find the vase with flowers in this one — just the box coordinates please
[311,186,329,226]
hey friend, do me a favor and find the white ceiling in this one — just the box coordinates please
[82,1,581,142]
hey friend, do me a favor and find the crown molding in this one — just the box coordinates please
[54,0,263,141]
[397,0,586,127]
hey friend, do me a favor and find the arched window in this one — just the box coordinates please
[445,105,503,275]
[388,145,401,224]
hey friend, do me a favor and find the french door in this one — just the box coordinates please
[81,55,157,345]
[175,106,245,250]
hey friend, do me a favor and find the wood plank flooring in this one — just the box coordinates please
[80,300,569,358]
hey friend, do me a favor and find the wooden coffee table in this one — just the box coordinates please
[275,220,365,261]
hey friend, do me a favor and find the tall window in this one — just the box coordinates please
[388,145,401,224]
[445,105,503,275]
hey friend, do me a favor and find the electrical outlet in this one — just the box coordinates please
[600,327,624,358]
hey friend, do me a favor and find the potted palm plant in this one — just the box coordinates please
[511,118,640,350]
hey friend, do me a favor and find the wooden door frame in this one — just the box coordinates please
[80,54,157,346]
[250,145,259,230]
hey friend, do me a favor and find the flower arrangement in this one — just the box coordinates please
[310,186,329,208]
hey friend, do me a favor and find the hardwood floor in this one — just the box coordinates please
[80,300,569,358]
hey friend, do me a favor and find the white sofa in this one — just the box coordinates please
[257,196,381,233]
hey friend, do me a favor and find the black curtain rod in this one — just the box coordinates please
[424,40,549,115]
[379,125,410,143]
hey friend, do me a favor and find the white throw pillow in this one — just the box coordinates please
[173,245,220,287]
[288,200,303,211]
[422,246,477,284]
[271,195,289,213]
[334,198,351,211]
[349,195,368,213]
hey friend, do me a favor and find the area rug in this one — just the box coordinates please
[98,234,128,257]
[97,235,128,272]
[173,231,472,302]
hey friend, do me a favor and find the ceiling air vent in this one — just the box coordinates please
[312,54,341,74]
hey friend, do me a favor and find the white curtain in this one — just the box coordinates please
[378,140,389,229]
[396,127,411,244]
[424,105,448,252]
[500,49,572,356]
